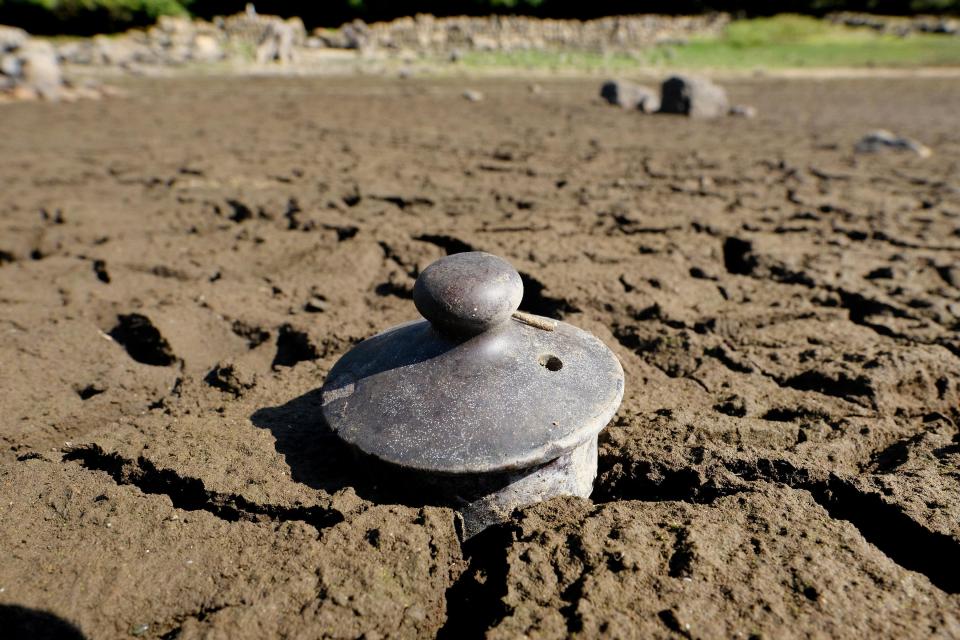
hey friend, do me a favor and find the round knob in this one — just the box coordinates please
[413,252,523,336]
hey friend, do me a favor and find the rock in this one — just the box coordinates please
[18,40,62,100]
[304,294,328,313]
[192,34,223,62]
[9,84,36,100]
[256,18,298,64]
[600,79,660,113]
[1,53,21,78]
[729,104,757,118]
[0,28,103,102]
[285,16,307,46]
[0,25,28,52]
[56,40,95,65]
[638,92,661,114]
[93,35,154,66]
[204,362,257,397]
[854,130,932,158]
[829,11,960,37]
[939,265,960,288]
[156,14,193,34]
[340,20,370,50]
[659,75,729,119]
[462,89,483,102]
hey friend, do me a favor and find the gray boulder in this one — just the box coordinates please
[0,25,28,52]
[341,20,370,50]
[93,35,154,66]
[659,75,729,119]
[256,18,298,63]
[56,40,95,65]
[19,40,62,99]
[600,79,659,112]
[1,53,21,78]
[191,34,223,62]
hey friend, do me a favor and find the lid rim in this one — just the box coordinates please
[329,377,623,476]
[321,315,625,476]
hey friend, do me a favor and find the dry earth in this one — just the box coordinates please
[0,75,959,639]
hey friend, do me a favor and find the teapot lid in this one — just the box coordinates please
[321,252,624,475]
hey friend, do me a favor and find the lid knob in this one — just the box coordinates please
[413,251,523,336]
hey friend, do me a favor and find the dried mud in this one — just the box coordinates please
[0,75,959,638]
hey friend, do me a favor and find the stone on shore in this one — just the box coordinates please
[729,104,758,118]
[855,130,932,158]
[0,25,28,52]
[0,25,110,102]
[18,40,62,99]
[659,75,729,119]
[600,79,660,113]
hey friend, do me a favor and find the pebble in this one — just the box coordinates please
[855,130,932,158]
[304,295,328,313]
[462,89,483,102]
[729,104,758,118]
[939,266,959,288]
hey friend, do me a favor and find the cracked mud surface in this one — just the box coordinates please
[1,75,959,638]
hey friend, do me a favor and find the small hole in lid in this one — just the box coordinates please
[539,354,563,372]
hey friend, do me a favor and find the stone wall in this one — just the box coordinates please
[41,11,732,70]
[827,12,959,36]
[57,9,306,67]
[313,13,731,53]
[1,24,105,101]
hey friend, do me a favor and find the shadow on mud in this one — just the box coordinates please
[0,605,86,640]
[251,388,452,508]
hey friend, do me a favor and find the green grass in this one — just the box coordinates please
[457,14,960,71]
[670,14,960,68]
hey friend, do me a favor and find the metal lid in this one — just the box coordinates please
[321,251,624,475]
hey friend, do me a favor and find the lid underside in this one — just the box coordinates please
[321,315,624,475]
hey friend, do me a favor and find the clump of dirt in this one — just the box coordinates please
[0,75,958,638]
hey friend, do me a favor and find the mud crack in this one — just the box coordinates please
[63,444,343,532]
[724,458,960,594]
[436,525,513,640]
[594,455,744,505]
[597,448,959,594]
[159,602,238,640]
